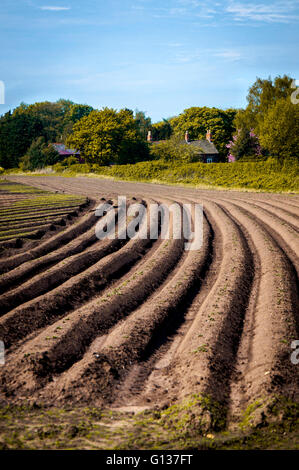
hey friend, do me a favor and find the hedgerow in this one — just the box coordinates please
[52,157,299,192]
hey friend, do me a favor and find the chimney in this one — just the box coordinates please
[185,130,190,143]
[206,129,212,142]
[147,130,153,142]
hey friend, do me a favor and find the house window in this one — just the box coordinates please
[207,158,213,163]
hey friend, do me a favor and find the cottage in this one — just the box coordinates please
[147,129,219,163]
[51,143,83,163]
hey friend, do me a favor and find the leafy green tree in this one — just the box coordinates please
[42,144,62,165]
[151,119,173,141]
[169,107,237,160]
[20,137,45,170]
[0,99,96,168]
[0,111,43,168]
[13,101,66,142]
[258,98,299,159]
[66,108,150,165]
[134,110,152,139]
[233,75,298,160]
[227,129,263,161]
[11,99,93,144]
[235,75,294,133]
[65,104,93,123]
[61,104,94,142]
[20,137,60,170]
[60,155,79,167]
[56,99,74,115]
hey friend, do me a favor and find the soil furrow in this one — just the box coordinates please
[216,200,298,420]
[0,212,187,400]
[0,199,95,273]
[33,214,210,406]
[159,200,254,414]
[236,198,299,232]
[0,204,132,312]
[0,175,297,423]
[0,202,116,292]
[0,201,158,346]
[219,198,299,273]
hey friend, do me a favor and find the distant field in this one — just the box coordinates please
[0,181,88,250]
[0,175,298,450]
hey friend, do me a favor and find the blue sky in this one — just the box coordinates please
[0,0,298,122]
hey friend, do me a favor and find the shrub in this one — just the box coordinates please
[48,155,299,192]
[72,158,298,192]
[61,156,79,167]
[20,137,60,171]
[149,135,202,163]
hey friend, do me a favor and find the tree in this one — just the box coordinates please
[65,103,93,123]
[0,99,96,168]
[235,75,294,133]
[134,110,152,139]
[61,103,94,142]
[227,128,263,161]
[258,98,299,159]
[42,144,62,165]
[151,119,173,141]
[20,137,60,171]
[0,111,43,168]
[66,108,150,165]
[169,107,237,160]
[149,135,201,163]
[233,74,298,160]
[11,99,93,144]
[13,101,66,142]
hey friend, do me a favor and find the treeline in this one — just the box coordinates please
[230,75,299,161]
[0,100,93,168]
[0,74,298,170]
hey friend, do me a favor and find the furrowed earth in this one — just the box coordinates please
[0,175,298,450]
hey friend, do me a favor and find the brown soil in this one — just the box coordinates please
[0,175,298,428]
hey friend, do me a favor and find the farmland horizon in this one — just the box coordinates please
[0,0,298,454]
[1,1,299,122]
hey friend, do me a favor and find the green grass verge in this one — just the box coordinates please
[0,395,297,450]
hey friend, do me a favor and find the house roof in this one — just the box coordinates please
[52,143,80,156]
[151,139,218,154]
[184,139,219,154]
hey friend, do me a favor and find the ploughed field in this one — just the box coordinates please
[0,175,298,428]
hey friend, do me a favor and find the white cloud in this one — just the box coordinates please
[174,0,218,18]
[213,49,242,61]
[172,46,243,64]
[226,1,299,23]
[40,6,71,11]
[177,0,202,7]
[153,0,299,24]
[169,7,188,15]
